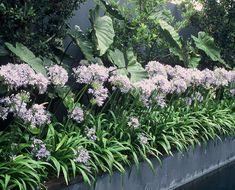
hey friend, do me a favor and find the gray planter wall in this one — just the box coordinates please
[48,137,235,190]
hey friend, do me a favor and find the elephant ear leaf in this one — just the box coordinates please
[5,42,47,76]
[90,6,115,56]
[192,32,226,66]
[68,26,94,61]
[125,49,147,82]
[158,20,182,49]
[108,48,147,82]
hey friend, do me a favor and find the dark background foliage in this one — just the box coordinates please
[0,0,86,59]
[188,0,235,68]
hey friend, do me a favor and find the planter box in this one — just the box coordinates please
[48,137,235,190]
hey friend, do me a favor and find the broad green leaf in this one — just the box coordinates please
[108,49,125,68]
[159,20,182,49]
[99,0,125,20]
[69,26,94,61]
[192,32,226,65]
[125,49,147,82]
[188,55,201,68]
[5,42,47,76]
[108,48,147,82]
[90,6,115,56]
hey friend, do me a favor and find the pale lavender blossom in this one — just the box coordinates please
[202,69,216,87]
[73,64,110,84]
[48,65,68,86]
[128,117,140,129]
[85,128,97,141]
[193,92,204,102]
[0,92,30,119]
[0,63,50,93]
[24,104,50,127]
[31,139,50,160]
[88,86,109,107]
[171,78,187,93]
[214,68,231,86]
[70,107,84,123]
[156,95,167,108]
[74,147,90,164]
[138,133,148,145]
[73,65,93,84]
[30,73,50,94]
[152,75,172,94]
[0,63,35,89]
[189,68,205,86]
[0,94,50,127]
[185,97,192,106]
[109,74,133,93]
[145,61,167,77]
[0,106,9,120]
[173,65,191,83]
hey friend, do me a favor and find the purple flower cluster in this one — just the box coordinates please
[48,65,68,86]
[135,61,235,106]
[74,147,90,164]
[0,92,50,127]
[73,64,110,84]
[88,85,109,107]
[70,107,84,123]
[73,64,111,107]
[109,74,133,93]
[0,63,49,94]
[31,139,50,160]
[85,128,97,141]
[128,117,140,129]
[138,133,148,145]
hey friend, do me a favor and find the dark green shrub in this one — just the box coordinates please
[0,0,86,59]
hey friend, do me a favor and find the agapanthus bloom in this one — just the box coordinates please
[70,107,84,123]
[185,97,193,106]
[128,117,140,129]
[0,63,50,93]
[156,95,167,108]
[88,86,109,107]
[24,104,51,128]
[31,139,50,160]
[194,92,204,102]
[85,128,97,141]
[145,61,167,77]
[48,65,68,86]
[30,73,50,94]
[152,75,171,94]
[0,92,30,120]
[134,79,156,106]
[230,89,235,96]
[138,133,148,145]
[0,63,35,89]
[74,147,90,164]
[109,74,133,93]
[171,78,187,93]
[73,64,110,84]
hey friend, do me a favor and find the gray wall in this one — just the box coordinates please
[48,137,235,190]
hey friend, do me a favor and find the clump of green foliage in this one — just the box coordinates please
[0,0,86,59]
[178,0,235,68]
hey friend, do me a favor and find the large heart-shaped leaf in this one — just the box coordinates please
[5,42,47,76]
[192,32,226,65]
[68,26,94,61]
[159,20,182,49]
[90,6,115,56]
[125,49,147,82]
[108,48,147,82]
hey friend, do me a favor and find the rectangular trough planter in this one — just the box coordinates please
[48,137,235,190]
